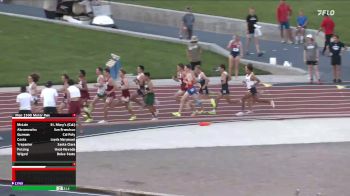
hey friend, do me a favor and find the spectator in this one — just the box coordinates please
[318,14,335,55]
[187,36,202,70]
[328,35,345,83]
[245,7,263,57]
[295,9,308,44]
[43,0,58,19]
[40,81,58,114]
[276,0,293,44]
[180,6,195,40]
[303,34,320,84]
[17,86,33,114]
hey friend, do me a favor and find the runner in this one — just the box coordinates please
[110,69,137,121]
[172,64,202,117]
[58,74,70,113]
[172,63,186,102]
[143,72,158,120]
[328,34,346,83]
[318,14,335,55]
[194,65,215,114]
[98,68,117,123]
[27,73,40,106]
[236,63,275,116]
[84,67,106,122]
[303,34,320,84]
[227,35,244,80]
[40,81,58,114]
[187,36,202,70]
[77,70,90,108]
[245,7,263,57]
[17,86,33,114]
[295,9,308,44]
[210,64,240,115]
[66,79,83,133]
[130,65,146,107]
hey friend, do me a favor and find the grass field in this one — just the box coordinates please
[0,15,268,87]
[116,0,350,44]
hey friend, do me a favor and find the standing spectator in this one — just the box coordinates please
[328,35,345,83]
[17,86,33,114]
[295,9,308,44]
[227,35,244,80]
[180,6,195,40]
[187,36,202,70]
[245,7,263,57]
[318,14,335,55]
[43,0,57,19]
[276,0,293,44]
[303,34,320,84]
[40,81,58,114]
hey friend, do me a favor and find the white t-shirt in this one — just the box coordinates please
[67,86,81,99]
[16,93,32,110]
[40,88,58,107]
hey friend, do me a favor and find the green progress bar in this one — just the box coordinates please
[12,185,76,191]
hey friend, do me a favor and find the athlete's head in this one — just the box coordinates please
[144,72,151,80]
[137,65,145,73]
[96,67,103,75]
[68,79,75,86]
[194,65,202,74]
[219,64,226,73]
[28,73,40,83]
[245,63,254,74]
[119,69,126,78]
[249,7,255,15]
[280,0,286,4]
[332,34,339,42]
[186,6,192,12]
[185,64,192,72]
[79,70,86,78]
[232,34,240,41]
[177,63,185,71]
[104,68,111,77]
[20,86,27,93]
[61,74,69,83]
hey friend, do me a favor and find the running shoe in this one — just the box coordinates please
[258,52,264,57]
[210,98,216,108]
[333,79,337,83]
[129,115,137,121]
[172,112,181,117]
[151,117,158,121]
[207,110,216,115]
[236,111,245,116]
[281,40,286,43]
[97,120,107,124]
[196,110,205,115]
[270,100,276,108]
[245,110,254,114]
[287,41,294,44]
[84,118,93,123]
[337,79,342,83]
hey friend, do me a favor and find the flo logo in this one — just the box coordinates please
[317,10,335,16]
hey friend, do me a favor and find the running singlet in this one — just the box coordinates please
[79,80,90,100]
[221,72,230,95]
[136,73,146,96]
[96,75,106,97]
[197,72,208,94]
[245,73,257,95]
[105,78,116,98]
[230,41,241,57]
[185,74,197,96]
[28,82,39,104]
[179,72,187,91]
[120,79,130,101]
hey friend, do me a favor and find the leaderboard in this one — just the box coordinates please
[12,113,77,191]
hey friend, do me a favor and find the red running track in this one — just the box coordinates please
[0,84,349,130]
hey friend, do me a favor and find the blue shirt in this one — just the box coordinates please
[297,16,308,27]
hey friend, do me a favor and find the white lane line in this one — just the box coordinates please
[283,48,288,50]
[272,49,277,52]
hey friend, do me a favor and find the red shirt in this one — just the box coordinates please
[276,3,292,22]
[321,16,335,35]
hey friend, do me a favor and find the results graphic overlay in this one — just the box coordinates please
[11,114,76,191]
